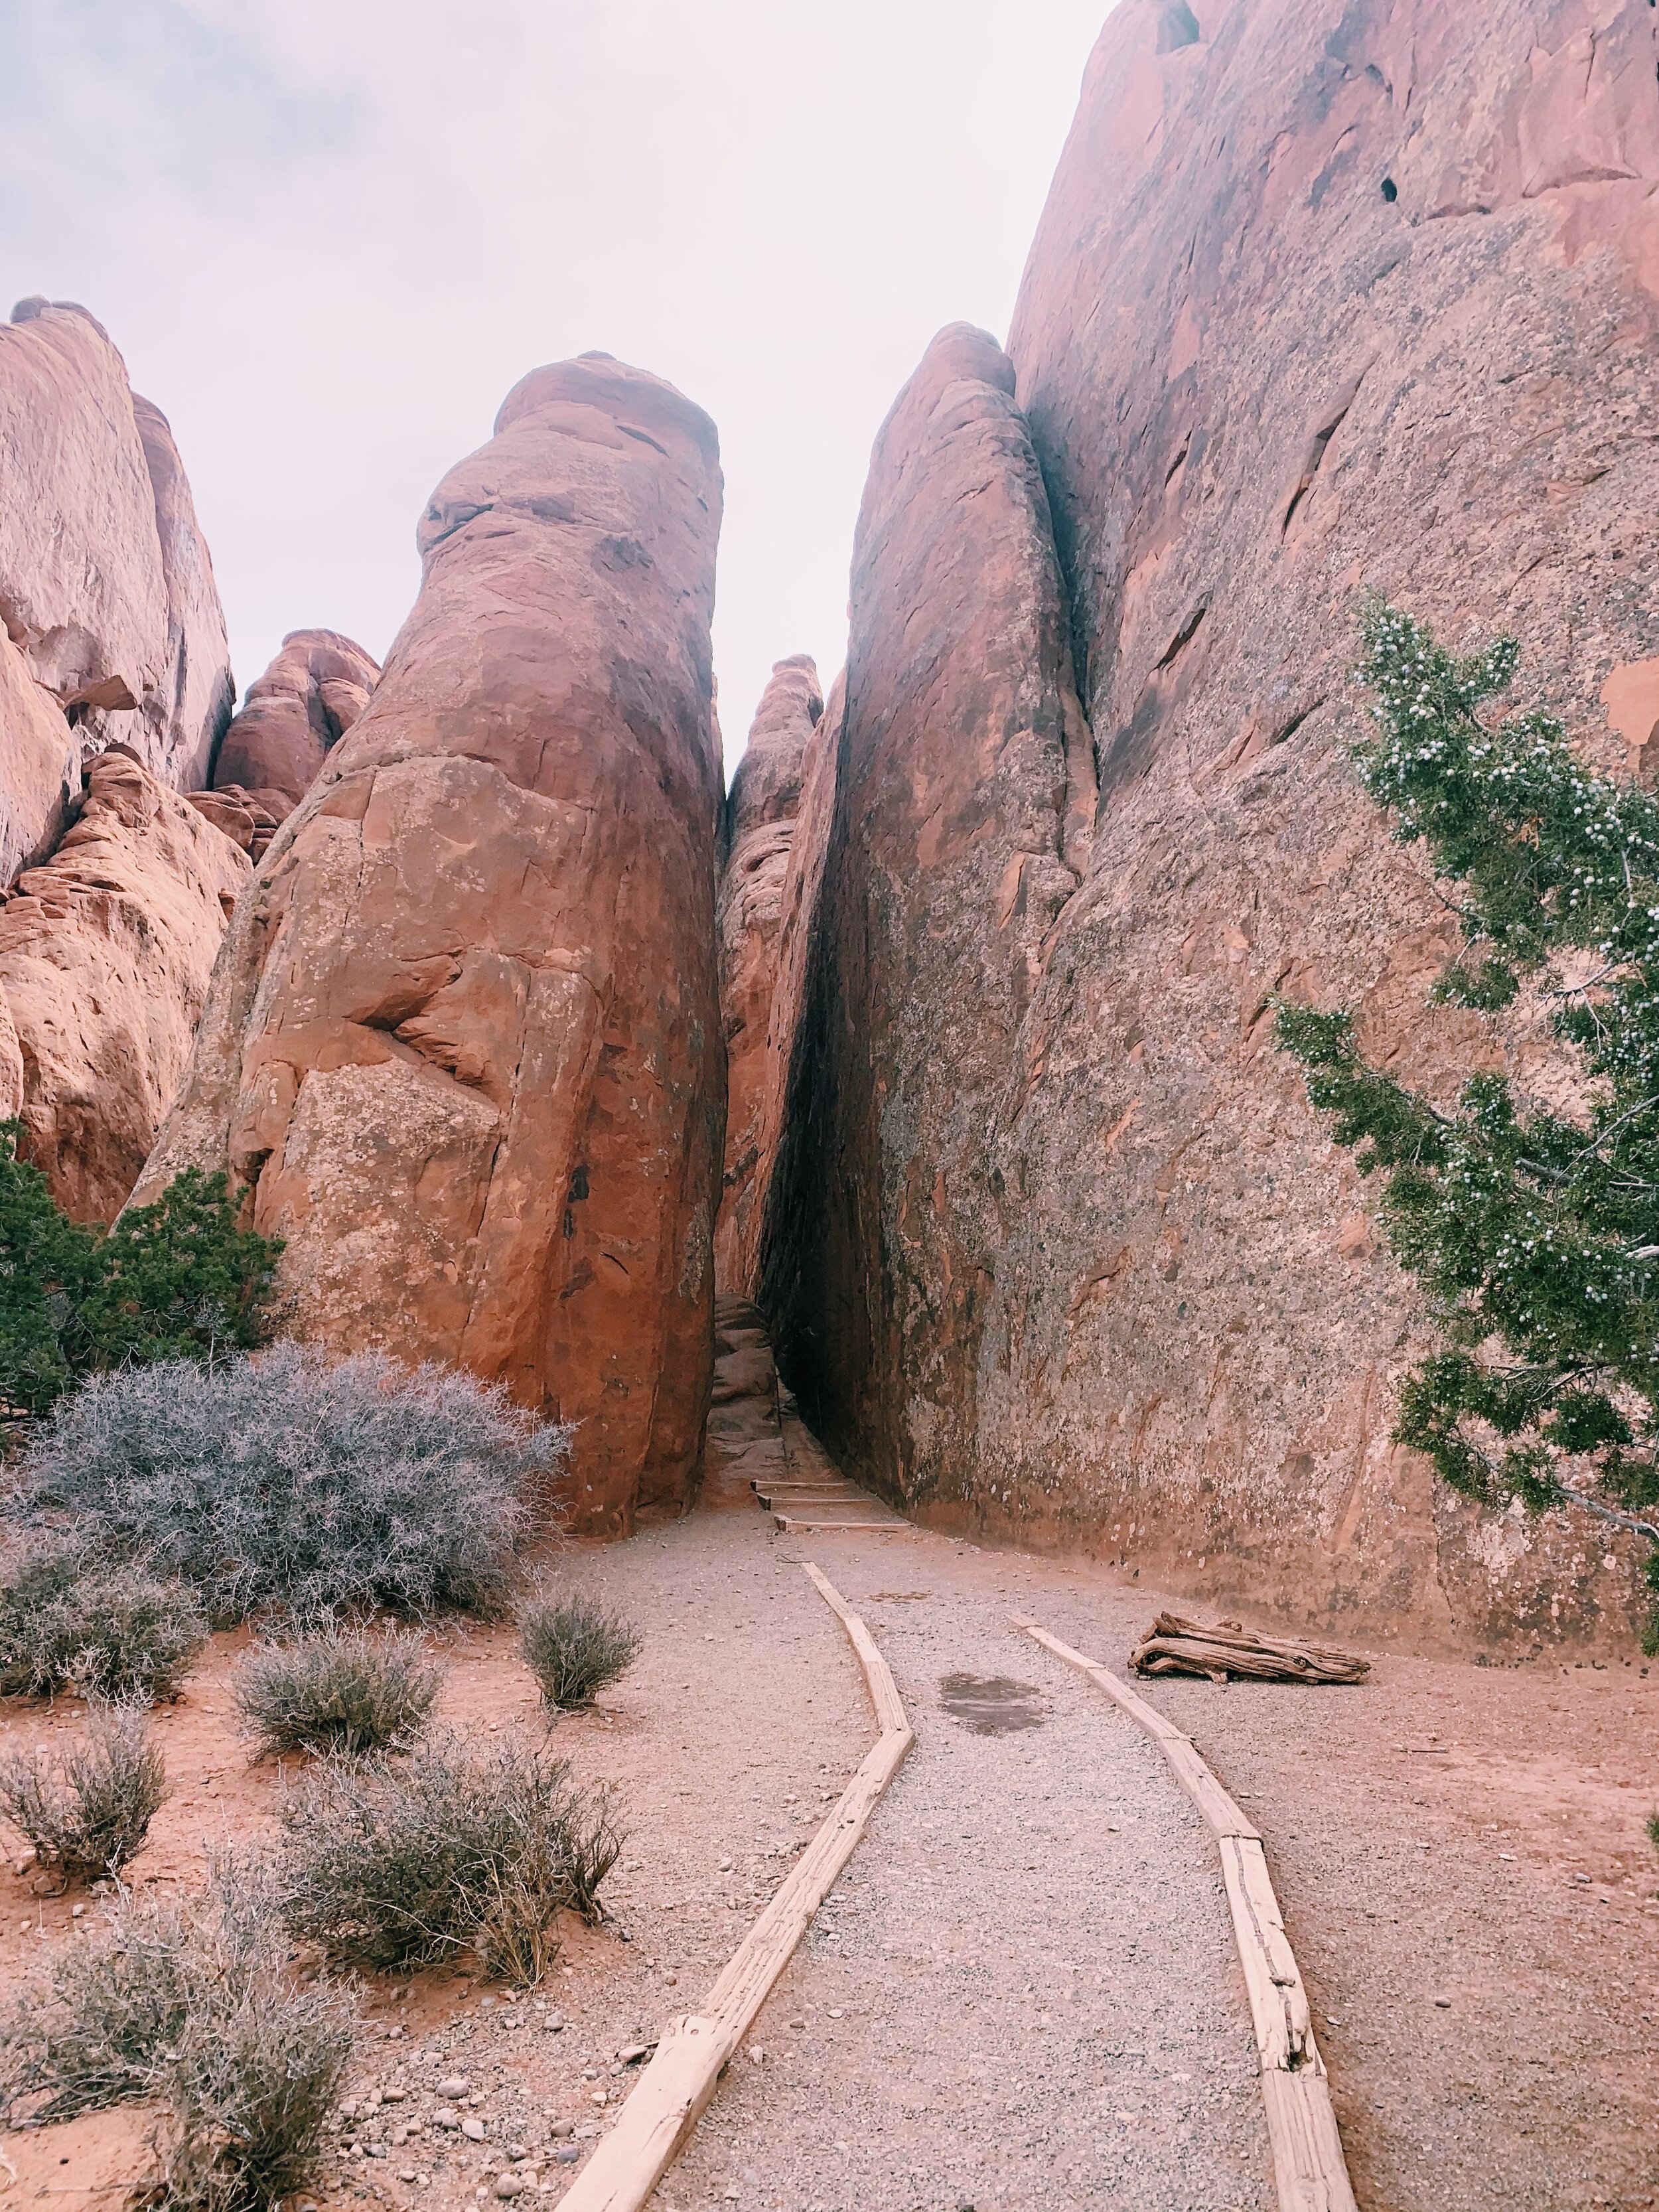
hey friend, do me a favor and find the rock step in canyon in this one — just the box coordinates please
[705,1296,910,1533]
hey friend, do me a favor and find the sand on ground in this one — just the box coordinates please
[0,1397,1654,2210]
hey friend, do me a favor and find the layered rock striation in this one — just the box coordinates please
[136,353,726,1533]
[0,751,251,1221]
[761,0,1659,1645]
[212,628,380,820]
[713,654,821,1293]
[0,299,233,878]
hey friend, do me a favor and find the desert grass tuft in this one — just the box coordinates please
[518,1594,641,1712]
[276,1726,621,1980]
[0,1698,165,1884]
[232,1627,443,1758]
[0,1852,352,2209]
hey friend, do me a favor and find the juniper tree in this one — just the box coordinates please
[1275,599,1659,1645]
[0,1126,281,1417]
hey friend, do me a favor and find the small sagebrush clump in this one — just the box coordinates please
[0,1854,352,2209]
[19,1342,568,1624]
[233,1628,443,1758]
[519,1595,641,1712]
[0,1546,207,1701]
[0,1700,165,1883]
[276,1728,621,1981]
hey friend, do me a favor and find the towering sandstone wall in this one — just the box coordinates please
[762,0,1659,1645]
[137,354,726,1534]
[0,299,233,877]
[0,298,244,1215]
[713,654,821,1294]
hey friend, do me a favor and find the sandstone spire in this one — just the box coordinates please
[135,353,725,1534]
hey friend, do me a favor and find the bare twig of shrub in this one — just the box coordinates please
[19,1343,569,1625]
[518,1595,641,1711]
[232,1628,443,1759]
[0,1852,353,2210]
[0,1700,165,1885]
[0,1544,207,1702]
[276,1728,622,1980]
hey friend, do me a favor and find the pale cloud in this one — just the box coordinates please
[0,0,1109,768]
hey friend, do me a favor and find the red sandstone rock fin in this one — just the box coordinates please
[0,751,250,1220]
[134,354,725,1535]
[0,300,232,855]
[758,323,1090,1494]
[213,629,381,818]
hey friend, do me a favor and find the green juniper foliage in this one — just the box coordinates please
[0,1126,280,1415]
[1275,599,1659,1640]
[0,1130,98,1414]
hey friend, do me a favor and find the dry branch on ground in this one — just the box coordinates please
[1131,1614,1370,1686]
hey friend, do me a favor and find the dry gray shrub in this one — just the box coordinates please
[0,1699,166,1883]
[276,1727,621,1980]
[19,1343,568,1625]
[518,1595,641,1711]
[0,1543,207,1701]
[0,1851,352,2210]
[233,1627,443,1758]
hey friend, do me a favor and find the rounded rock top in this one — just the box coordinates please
[493,352,720,471]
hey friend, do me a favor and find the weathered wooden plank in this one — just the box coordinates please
[557,1567,912,2212]
[773,1513,908,1533]
[1012,1611,1357,2212]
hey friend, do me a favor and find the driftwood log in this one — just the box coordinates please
[1131,1613,1370,1686]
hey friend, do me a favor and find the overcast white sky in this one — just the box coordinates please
[0,0,1108,774]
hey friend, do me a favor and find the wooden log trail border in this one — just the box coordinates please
[1011,1613,1360,2212]
[555,1563,913,2212]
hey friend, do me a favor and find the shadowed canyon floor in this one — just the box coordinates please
[5,1430,1655,2211]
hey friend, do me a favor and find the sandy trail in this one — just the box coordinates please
[3,1331,1654,2210]
[662,1544,1273,2212]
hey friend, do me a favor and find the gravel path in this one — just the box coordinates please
[17,1332,1652,2209]
[661,1552,1273,2212]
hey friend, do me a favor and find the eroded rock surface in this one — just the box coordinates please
[762,1,1659,1645]
[0,752,250,1221]
[0,299,233,875]
[713,654,821,1293]
[137,354,725,1533]
[131,396,236,793]
[760,321,1094,1535]
[212,628,380,818]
